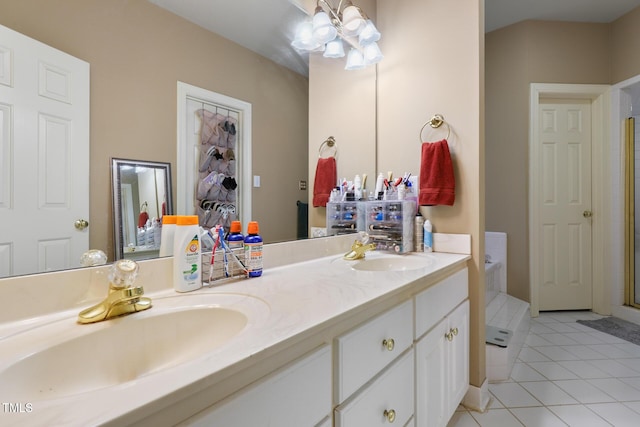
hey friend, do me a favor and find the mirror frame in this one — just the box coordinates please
[111,158,174,261]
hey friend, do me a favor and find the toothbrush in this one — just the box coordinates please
[217,226,230,277]
[208,229,221,282]
[217,231,249,275]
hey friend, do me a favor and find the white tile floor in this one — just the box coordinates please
[449,311,640,427]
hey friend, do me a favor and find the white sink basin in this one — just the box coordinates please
[0,293,269,401]
[352,254,433,271]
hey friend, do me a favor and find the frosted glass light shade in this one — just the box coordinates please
[359,20,380,45]
[312,10,337,44]
[341,5,365,37]
[363,42,383,65]
[324,39,345,58]
[345,48,365,70]
[292,21,322,51]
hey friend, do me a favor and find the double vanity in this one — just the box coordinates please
[0,235,470,427]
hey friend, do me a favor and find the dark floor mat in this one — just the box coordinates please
[577,317,640,346]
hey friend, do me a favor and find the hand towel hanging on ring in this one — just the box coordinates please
[419,140,455,206]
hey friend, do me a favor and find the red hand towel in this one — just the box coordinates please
[419,140,455,206]
[313,157,337,207]
[138,210,149,228]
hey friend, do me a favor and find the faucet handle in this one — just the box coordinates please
[356,231,371,245]
[80,249,108,267]
[109,259,139,288]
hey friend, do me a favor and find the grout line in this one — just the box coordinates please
[449,311,640,427]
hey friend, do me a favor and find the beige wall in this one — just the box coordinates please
[0,0,309,257]
[485,21,611,303]
[309,0,484,388]
[376,0,485,389]
[612,6,640,83]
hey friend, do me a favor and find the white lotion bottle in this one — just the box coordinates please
[159,215,177,257]
[374,173,384,198]
[423,219,433,253]
[173,215,202,292]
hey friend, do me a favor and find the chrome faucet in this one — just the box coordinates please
[343,233,376,260]
[77,259,152,324]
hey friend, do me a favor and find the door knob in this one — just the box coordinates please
[74,219,89,230]
[583,210,593,218]
[383,409,396,423]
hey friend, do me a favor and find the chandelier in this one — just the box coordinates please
[292,0,383,70]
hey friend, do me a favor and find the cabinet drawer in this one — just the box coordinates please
[336,299,413,402]
[183,345,331,426]
[335,349,414,427]
[415,268,468,339]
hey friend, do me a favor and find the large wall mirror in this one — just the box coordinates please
[111,159,173,262]
[0,0,376,279]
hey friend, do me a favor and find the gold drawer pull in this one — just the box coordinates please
[445,331,453,342]
[452,327,459,336]
[382,338,395,351]
[383,409,396,423]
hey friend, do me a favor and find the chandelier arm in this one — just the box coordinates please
[319,0,341,22]
[339,33,361,51]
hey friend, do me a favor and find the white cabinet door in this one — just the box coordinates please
[448,300,470,414]
[415,318,449,427]
[182,345,331,427]
[415,300,469,427]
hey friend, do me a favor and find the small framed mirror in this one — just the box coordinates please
[111,158,173,261]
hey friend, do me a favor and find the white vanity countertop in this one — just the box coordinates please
[0,249,469,426]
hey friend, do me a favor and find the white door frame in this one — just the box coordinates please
[529,83,611,316]
[176,81,252,227]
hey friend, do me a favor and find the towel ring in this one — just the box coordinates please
[319,136,338,158]
[419,114,451,142]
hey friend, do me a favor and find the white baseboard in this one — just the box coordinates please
[462,379,490,413]
[611,305,640,326]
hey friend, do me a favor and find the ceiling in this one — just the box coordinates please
[485,0,640,32]
[149,0,640,75]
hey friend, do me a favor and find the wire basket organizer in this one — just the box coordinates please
[202,248,248,285]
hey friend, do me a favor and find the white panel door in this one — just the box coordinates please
[538,100,592,310]
[177,82,251,228]
[0,24,89,277]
